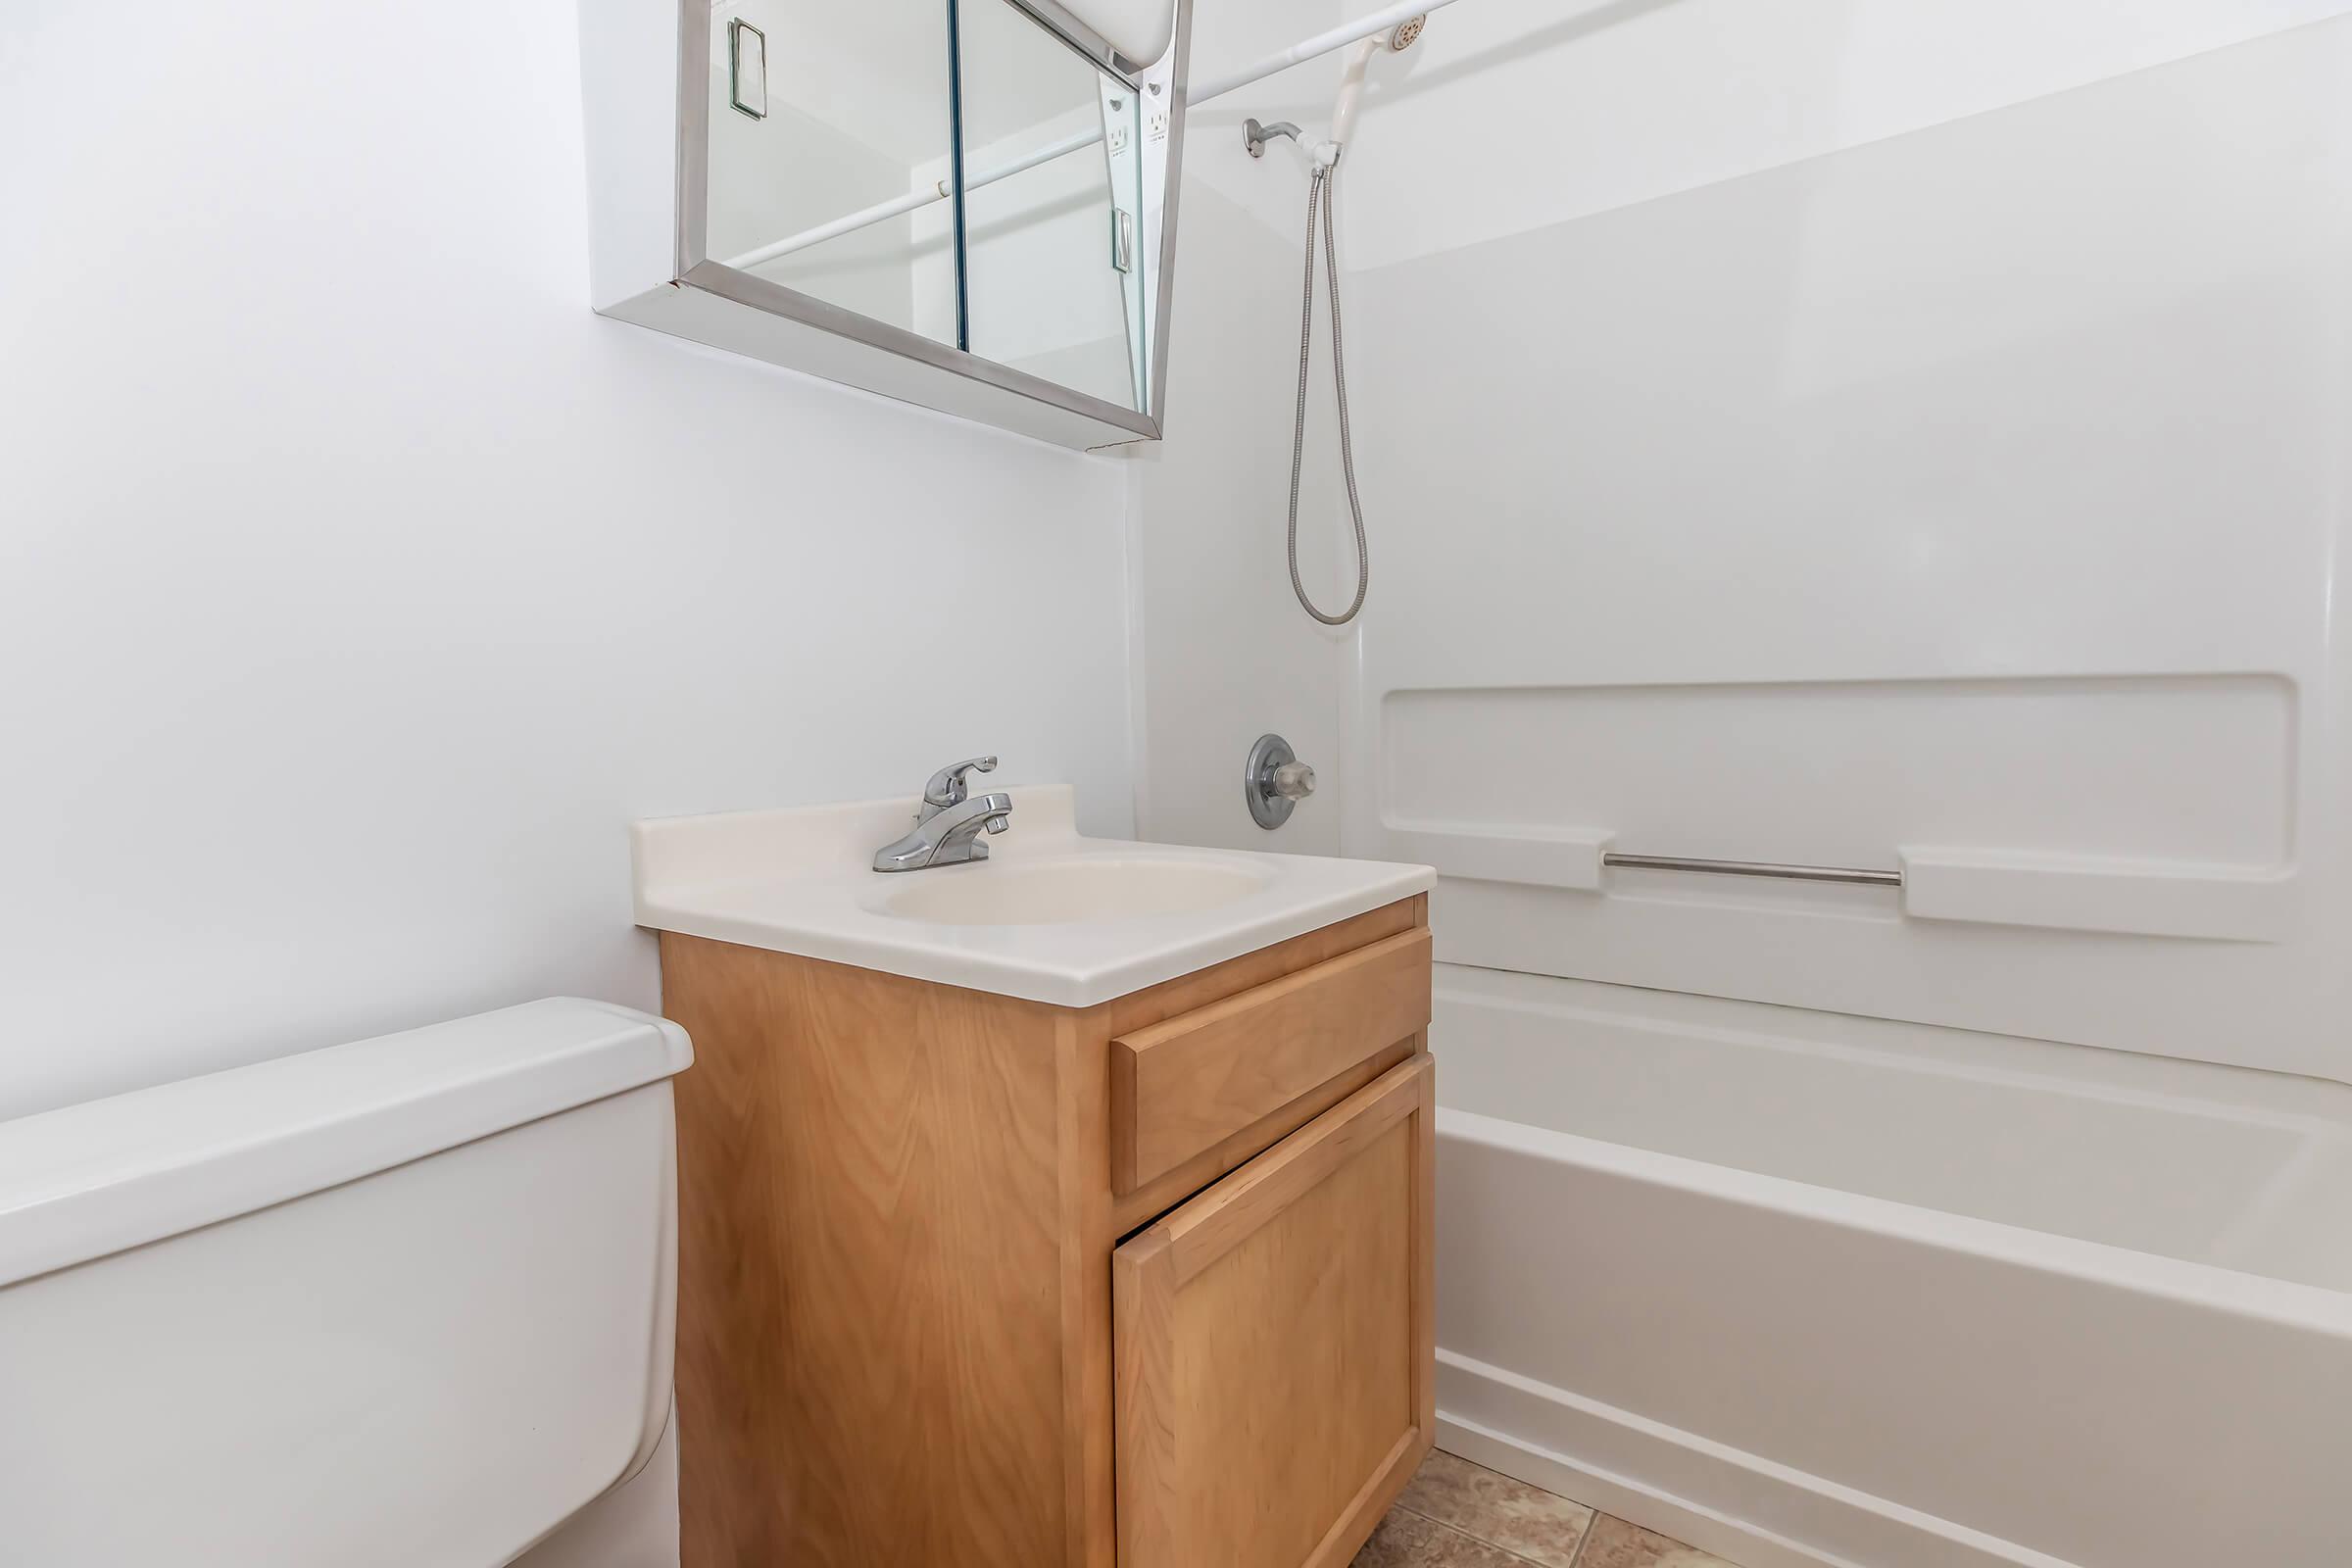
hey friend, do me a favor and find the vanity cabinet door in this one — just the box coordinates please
[1112,1055,1435,1568]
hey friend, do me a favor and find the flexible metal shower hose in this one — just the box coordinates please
[1288,165,1370,626]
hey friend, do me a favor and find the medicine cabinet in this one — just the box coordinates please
[582,0,1194,449]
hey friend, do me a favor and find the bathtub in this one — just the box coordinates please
[1429,963,2352,1568]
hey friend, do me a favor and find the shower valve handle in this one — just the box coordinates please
[1246,734,1315,829]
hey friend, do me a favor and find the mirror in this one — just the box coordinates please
[589,0,1191,449]
[957,0,1148,411]
[703,0,961,346]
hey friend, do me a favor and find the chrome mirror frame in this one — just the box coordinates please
[670,0,1191,448]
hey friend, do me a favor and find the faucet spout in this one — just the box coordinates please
[872,789,1013,872]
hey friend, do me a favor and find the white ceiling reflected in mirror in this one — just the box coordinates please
[579,0,1192,451]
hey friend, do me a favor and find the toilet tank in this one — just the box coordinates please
[0,999,693,1568]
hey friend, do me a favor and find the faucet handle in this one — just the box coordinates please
[923,755,998,808]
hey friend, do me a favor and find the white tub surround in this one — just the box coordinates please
[1336,17,2352,1088]
[631,784,1432,1005]
[1432,966,2352,1568]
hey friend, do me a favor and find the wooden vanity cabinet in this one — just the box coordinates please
[659,895,1434,1568]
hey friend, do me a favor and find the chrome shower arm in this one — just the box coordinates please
[1244,119,1302,158]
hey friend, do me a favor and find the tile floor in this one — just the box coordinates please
[1354,1449,1740,1568]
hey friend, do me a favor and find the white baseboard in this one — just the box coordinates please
[1435,1351,2077,1568]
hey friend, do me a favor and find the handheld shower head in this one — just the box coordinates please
[1244,13,1430,169]
[1326,36,1379,157]
[1325,16,1424,161]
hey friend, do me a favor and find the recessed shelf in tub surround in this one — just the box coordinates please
[630,783,1434,1004]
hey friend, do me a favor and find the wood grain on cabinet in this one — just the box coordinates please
[1113,1055,1438,1568]
[660,892,1430,1568]
[662,933,1087,1568]
[1111,927,1433,1193]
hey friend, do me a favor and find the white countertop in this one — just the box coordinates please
[630,785,1434,1007]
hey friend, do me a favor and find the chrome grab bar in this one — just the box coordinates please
[1601,853,1903,889]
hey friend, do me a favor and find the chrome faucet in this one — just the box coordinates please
[872,756,1014,872]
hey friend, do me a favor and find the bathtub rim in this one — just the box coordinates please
[1441,1105,2352,1333]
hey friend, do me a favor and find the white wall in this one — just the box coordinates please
[4,9,1138,1556]
[1124,0,1361,856]
[0,0,1133,1126]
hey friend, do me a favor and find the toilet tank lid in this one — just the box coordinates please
[0,999,692,1290]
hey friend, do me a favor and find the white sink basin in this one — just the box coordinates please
[880,856,1271,927]
[630,784,1434,1006]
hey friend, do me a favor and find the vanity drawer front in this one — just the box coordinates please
[1113,1055,1436,1568]
[1110,928,1433,1195]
